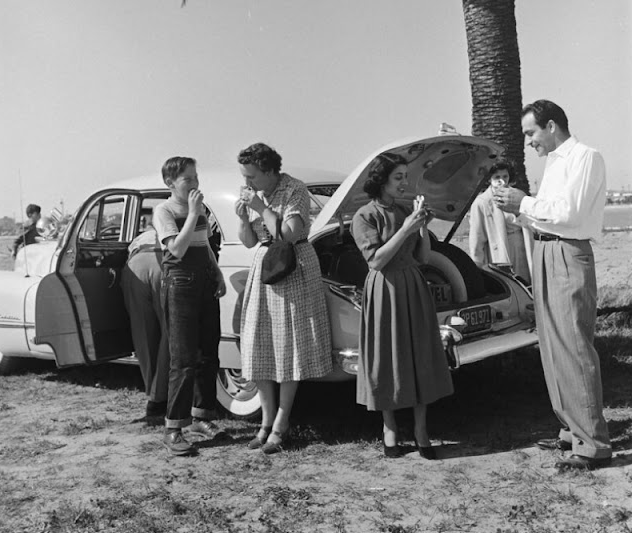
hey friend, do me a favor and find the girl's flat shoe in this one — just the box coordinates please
[261,428,290,455]
[247,425,272,450]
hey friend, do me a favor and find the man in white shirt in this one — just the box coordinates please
[494,99,612,471]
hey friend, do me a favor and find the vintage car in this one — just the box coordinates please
[0,135,538,419]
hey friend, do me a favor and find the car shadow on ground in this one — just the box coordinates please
[40,358,146,391]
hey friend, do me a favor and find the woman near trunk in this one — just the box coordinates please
[351,152,453,458]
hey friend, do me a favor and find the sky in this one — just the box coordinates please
[1,0,631,220]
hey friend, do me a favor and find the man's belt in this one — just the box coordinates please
[532,232,579,242]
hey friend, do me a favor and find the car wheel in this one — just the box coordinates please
[216,367,261,421]
[0,352,20,375]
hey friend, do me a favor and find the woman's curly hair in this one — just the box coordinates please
[363,152,408,199]
[237,143,282,174]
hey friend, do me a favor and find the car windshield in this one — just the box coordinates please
[308,184,339,223]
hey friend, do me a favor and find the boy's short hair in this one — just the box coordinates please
[161,156,197,184]
[26,204,41,216]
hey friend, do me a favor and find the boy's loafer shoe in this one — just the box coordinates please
[536,438,572,451]
[555,454,612,471]
[163,431,196,457]
[186,418,227,440]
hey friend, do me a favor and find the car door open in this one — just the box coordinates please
[34,190,140,367]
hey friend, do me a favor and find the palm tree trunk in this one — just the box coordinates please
[462,0,529,193]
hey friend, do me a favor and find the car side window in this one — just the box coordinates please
[307,185,339,222]
[137,197,165,237]
[79,196,126,242]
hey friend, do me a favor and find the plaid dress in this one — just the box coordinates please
[240,174,333,382]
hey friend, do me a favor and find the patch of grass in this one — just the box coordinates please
[44,501,100,532]
[379,523,422,533]
[0,437,66,461]
[597,284,632,311]
[60,415,114,436]
[596,506,632,528]
[138,439,163,454]
[547,484,582,506]
[440,464,472,494]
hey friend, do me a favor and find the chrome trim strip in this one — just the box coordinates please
[0,321,34,329]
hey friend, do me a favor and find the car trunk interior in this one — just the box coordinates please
[312,226,510,312]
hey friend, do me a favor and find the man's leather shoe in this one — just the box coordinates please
[536,438,572,451]
[555,454,612,471]
[163,430,196,456]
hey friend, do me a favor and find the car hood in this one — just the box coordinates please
[311,135,505,234]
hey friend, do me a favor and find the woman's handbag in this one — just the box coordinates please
[260,218,302,285]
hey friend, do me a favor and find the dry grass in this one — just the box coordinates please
[1,316,631,532]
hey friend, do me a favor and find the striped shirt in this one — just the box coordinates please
[153,196,214,270]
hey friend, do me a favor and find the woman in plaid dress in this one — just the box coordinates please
[235,143,332,454]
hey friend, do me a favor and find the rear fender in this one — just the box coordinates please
[0,272,41,356]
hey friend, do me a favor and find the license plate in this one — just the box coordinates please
[429,283,452,305]
[458,305,492,333]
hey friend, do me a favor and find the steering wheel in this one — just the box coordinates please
[98,225,121,240]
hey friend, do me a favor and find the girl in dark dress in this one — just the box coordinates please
[351,153,453,458]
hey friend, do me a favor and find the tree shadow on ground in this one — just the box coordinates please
[291,340,632,456]
[290,348,559,456]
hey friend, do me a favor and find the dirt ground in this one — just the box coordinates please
[1,233,632,532]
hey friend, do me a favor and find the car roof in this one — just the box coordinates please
[98,167,345,242]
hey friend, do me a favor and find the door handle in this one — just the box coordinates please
[107,268,117,288]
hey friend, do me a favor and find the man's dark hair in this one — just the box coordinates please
[237,143,282,174]
[363,153,408,199]
[522,99,569,133]
[161,156,197,184]
[26,204,41,216]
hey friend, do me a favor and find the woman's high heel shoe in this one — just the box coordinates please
[248,425,272,450]
[261,428,290,455]
[383,435,402,458]
[415,439,437,460]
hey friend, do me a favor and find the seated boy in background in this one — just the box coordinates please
[12,204,42,258]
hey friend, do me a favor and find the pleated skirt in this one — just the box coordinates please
[357,265,454,411]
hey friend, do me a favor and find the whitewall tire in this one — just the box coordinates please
[216,368,261,420]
